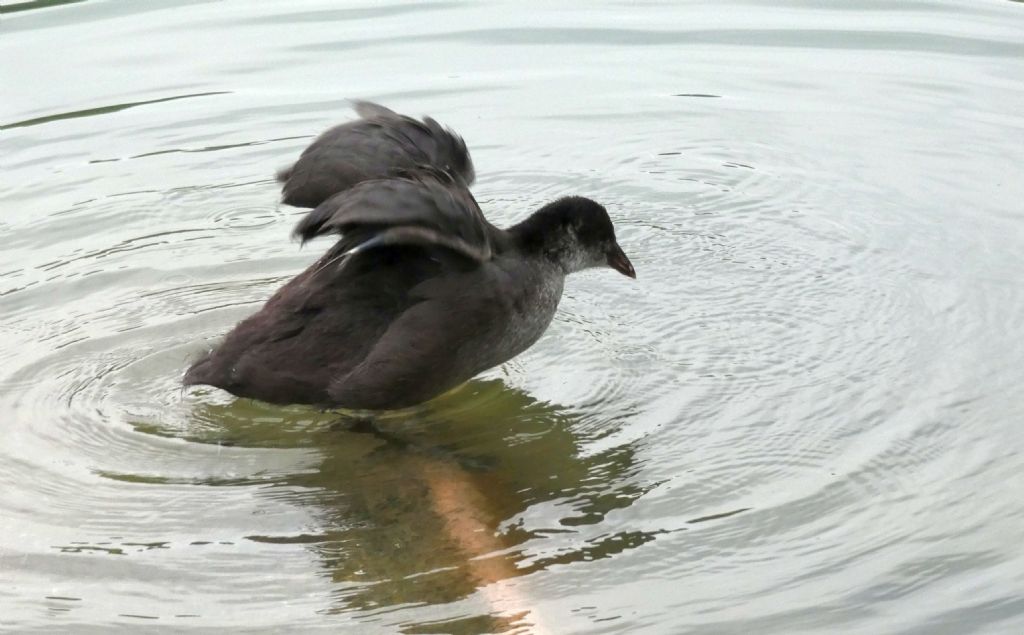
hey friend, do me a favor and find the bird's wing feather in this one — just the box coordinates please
[325,268,508,410]
[293,167,493,264]
[278,101,474,208]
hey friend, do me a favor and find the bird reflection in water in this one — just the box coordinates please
[168,379,657,633]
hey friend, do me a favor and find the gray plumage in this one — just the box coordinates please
[278,101,475,209]
[184,102,634,410]
[294,166,497,263]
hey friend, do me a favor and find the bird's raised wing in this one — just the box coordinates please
[278,101,475,208]
[293,167,494,264]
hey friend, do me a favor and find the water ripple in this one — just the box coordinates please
[3,0,1024,631]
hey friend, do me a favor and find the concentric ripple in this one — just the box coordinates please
[3,0,1024,632]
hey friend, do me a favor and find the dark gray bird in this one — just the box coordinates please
[184,102,635,410]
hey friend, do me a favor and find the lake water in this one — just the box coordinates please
[2,1,1023,633]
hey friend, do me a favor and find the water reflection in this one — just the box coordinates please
[0,92,229,131]
[136,379,655,629]
[8,0,1022,628]
[0,0,87,16]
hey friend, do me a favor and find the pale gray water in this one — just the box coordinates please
[2,1,1024,633]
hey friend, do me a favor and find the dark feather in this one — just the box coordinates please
[292,167,494,264]
[185,103,632,411]
[278,100,474,208]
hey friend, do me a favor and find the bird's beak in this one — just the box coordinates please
[607,243,636,279]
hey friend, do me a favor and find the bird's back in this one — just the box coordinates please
[184,244,455,405]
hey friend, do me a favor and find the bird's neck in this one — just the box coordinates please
[508,214,583,274]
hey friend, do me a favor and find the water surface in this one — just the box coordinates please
[2,0,1024,632]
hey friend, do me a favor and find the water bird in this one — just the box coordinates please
[184,101,635,410]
